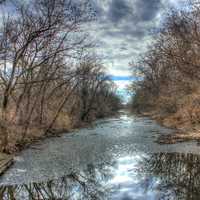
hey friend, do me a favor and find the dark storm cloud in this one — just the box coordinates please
[107,0,162,23]
[91,0,163,38]
[135,0,162,21]
[110,0,163,23]
[90,0,104,17]
[89,0,183,75]
[108,0,131,23]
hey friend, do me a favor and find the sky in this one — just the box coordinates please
[1,0,186,78]
[0,0,187,102]
[87,0,186,101]
[88,0,186,77]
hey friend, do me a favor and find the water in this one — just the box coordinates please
[1,110,200,199]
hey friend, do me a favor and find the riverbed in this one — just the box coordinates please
[0,110,200,199]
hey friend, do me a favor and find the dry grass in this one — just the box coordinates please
[157,130,200,144]
[140,90,200,144]
[0,111,72,153]
[160,91,200,129]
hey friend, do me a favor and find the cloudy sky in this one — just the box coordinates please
[1,0,186,101]
[88,0,186,77]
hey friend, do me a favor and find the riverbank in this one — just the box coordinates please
[0,153,13,176]
[129,2,200,145]
[1,110,200,199]
[2,110,200,191]
[139,111,200,144]
[0,110,120,154]
[0,111,120,177]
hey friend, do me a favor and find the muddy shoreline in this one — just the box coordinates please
[137,111,200,144]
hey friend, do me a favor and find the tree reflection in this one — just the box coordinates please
[1,153,200,199]
[0,172,104,199]
[0,161,115,200]
[142,153,200,200]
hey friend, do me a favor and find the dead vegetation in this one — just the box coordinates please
[0,0,121,153]
[130,1,200,143]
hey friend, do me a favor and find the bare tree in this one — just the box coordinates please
[0,0,94,151]
[130,1,200,119]
[0,0,121,152]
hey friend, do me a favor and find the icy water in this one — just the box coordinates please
[1,110,200,199]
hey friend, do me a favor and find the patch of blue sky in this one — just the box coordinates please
[111,76,134,104]
[109,75,135,81]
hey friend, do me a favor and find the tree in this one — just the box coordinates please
[0,0,93,151]
[130,1,200,117]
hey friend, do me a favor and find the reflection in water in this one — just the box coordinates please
[143,153,200,200]
[0,172,107,200]
[1,152,200,199]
